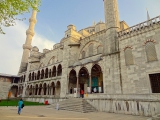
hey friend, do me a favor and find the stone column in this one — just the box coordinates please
[76,76,79,90]
[56,70,58,77]
[67,75,69,94]
[89,74,92,94]
[54,87,56,96]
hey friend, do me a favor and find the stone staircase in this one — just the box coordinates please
[50,98,97,113]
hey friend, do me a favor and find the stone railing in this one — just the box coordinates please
[118,15,160,37]
[27,76,62,83]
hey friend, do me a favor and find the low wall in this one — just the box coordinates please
[85,94,160,117]
[24,96,67,105]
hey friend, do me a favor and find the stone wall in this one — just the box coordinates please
[0,77,12,99]
[119,26,160,94]
[86,94,160,117]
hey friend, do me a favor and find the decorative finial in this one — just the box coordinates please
[146,8,150,20]
[93,21,96,26]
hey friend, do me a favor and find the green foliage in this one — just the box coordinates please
[0,99,44,106]
[0,0,41,34]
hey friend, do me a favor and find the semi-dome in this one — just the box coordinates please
[32,46,39,52]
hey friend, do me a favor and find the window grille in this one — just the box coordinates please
[124,48,134,66]
[97,46,103,54]
[145,42,157,62]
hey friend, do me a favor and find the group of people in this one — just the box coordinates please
[70,87,98,98]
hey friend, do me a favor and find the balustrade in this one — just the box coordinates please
[118,15,160,37]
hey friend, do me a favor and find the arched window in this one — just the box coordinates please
[82,51,85,59]
[34,73,37,80]
[145,42,157,62]
[97,46,103,54]
[89,43,93,56]
[45,68,48,78]
[32,72,34,81]
[41,69,44,79]
[23,75,26,82]
[29,73,31,81]
[57,64,62,76]
[124,48,134,66]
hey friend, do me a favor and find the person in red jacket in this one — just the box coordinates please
[80,89,84,98]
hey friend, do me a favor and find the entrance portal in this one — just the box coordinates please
[79,67,89,93]
[91,64,103,93]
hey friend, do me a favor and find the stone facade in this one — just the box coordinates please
[0,74,19,99]
[17,0,160,117]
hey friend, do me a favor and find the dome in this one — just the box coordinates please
[32,46,39,52]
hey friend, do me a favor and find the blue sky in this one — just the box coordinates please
[28,0,160,43]
[0,0,160,75]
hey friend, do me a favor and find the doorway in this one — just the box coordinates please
[149,73,160,93]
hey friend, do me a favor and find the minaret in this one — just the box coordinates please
[19,10,37,73]
[103,0,120,54]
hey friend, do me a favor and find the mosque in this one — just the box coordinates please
[16,0,160,117]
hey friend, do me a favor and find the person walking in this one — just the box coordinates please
[18,98,23,115]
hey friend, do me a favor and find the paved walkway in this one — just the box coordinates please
[0,106,149,120]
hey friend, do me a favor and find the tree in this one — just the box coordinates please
[0,0,41,34]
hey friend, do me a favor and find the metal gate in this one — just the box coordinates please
[149,73,160,93]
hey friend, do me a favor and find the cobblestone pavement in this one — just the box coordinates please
[0,106,149,120]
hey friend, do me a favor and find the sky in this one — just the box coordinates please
[0,0,160,75]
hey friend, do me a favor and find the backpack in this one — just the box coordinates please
[21,104,24,108]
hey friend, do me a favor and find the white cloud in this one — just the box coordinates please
[0,21,55,75]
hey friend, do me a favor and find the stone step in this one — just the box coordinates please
[50,98,97,113]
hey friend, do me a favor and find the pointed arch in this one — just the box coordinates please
[39,63,44,68]
[124,47,134,66]
[41,69,44,79]
[145,41,157,62]
[68,69,77,94]
[52,66,56,77]
[35,84,38,95]
[48,56,55,65]
[38,84,42,95]
[81,51,85,59]
[97,45,103,54]
[45,68,48,78]
[79,40,103,59]
[32,72,34,81]
[51,82,55,95]
[89,43,93,57]
[56,81,61,96]
[43,83,47,95]
[34,73,37,80]
[37,71,40,80]
[91,64,103,93]
[49,69,52,78]
[57,64,62,76]
[29,73,31,81]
